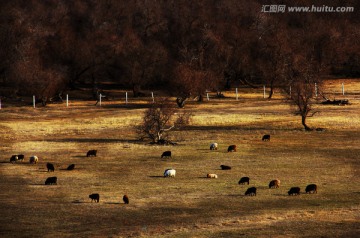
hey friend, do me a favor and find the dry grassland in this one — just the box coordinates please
[0,80,359,237]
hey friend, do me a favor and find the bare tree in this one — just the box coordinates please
[137,98,191,144]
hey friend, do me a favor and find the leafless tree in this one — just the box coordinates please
[137,97,191,144]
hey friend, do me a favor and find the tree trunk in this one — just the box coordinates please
[133,84,141,97]
[301,114,312,131]
[268,87,274,99]
[268,80,274,99]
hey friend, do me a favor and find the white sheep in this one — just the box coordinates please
[207,173,218,179]
[210,143,218,150]
[164,169,176,178]
[29,156,39,164]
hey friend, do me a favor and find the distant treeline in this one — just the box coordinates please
[0,0,359,101]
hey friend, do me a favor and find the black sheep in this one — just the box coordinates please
[87,150,97,157]
[245,187,257,196]
[220,165,231,170]
[123,195,129,204]
[47,163,55,172]
[305,184,317,194]
[288,187,301,196]
[161,151,171,158]
[238,177,250,185]
[262,134,271,141]
[45,177,57,185]
[89,193,100,203]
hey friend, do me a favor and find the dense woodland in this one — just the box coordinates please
[0,0,359,102]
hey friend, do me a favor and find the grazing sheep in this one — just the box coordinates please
[288,187,301,196]
[220,165,231,170]
[17,154,24,162]
[245,187,257,196]
[46,163,55,172]
[305,184,317,194]
[10,155,18,163]
[67,164,75,170]
[29,156,39,164]
[89,193,100,203]
[210,143,218,150]
[269,179,281,188]
[164,169,176,177]
[87,150,97,157]
[45,177,57,185]
[238,177,250,185]
[123,195,129,204]
[161,151,171,158]
[262,134,271,141]
[207,173,218,178]
[227,145,237,152]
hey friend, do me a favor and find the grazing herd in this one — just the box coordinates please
[7,135,318,206]
[206,137,317,196]
[160,138,318,197]
[7,150,129,205]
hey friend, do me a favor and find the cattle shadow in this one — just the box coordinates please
[272,194,291,197]
[71,200,89,204]
[227,194,246,197]
[46,138,141,144]
[72,155,88,158]
[104,202,124,205]
[30,183,56,186]
[149,175,164,178]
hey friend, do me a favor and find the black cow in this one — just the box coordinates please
[161,151,171,158]
[288,187,301,196]
[220,165,231,170]
[238,177,250,185]
[47,163,55,172]
[227,145,237,152]
[305,184,317,194]
[245,187,257,196]
[10,155,18,163]
[67,164,75,170]
[123,195,129,204]
[262,134,270,141]
[45,177,57,185]
[89,193,100,203]
[87,150,97,157]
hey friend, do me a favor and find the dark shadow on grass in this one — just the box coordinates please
[104,202,123,205]
[73,155,88,158]
[44,138,142,144]
[102,103,153,110]
[149,175,164,178]
[71,200,88,204]
[273,194,293,197]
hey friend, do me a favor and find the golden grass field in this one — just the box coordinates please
[0,80,359,237]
